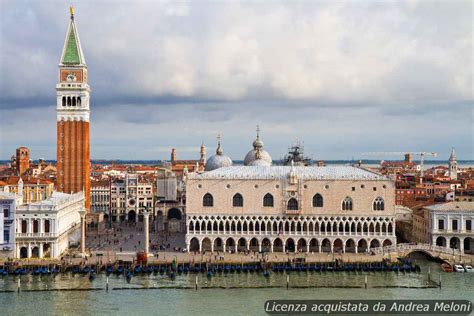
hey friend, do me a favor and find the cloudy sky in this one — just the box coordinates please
[0,1,472,161]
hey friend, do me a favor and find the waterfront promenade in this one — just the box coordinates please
[2,220,473,267]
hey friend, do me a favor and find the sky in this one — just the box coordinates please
[0,1,472,161]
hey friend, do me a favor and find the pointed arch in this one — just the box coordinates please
[203,193,214,207]
[233,193,243,207]
[263,193,274,207]
[287,198,298,210]
[313,193,323,207]
[373,197,385,211]
[342,196,353,211]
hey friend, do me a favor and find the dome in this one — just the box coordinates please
[243,129,272,166]
[205,136,233,171]
[206,154,232,171]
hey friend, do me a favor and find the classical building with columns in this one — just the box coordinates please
[420,202,474,254]
[15,191,84,258]
[0,192,18,257]
[185,133,396,253]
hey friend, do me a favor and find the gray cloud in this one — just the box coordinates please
[0,0,472,160]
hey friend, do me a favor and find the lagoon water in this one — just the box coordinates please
[0,257,472,315]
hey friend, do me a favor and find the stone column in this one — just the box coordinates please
[39,243,43,258]
[143,210,150,254]
[78,209,86,255]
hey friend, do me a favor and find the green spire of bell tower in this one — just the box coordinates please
[60,6,86,66]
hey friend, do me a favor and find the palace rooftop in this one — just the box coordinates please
[188,165,388,181]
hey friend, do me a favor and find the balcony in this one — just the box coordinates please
[285,209,301,215]
[16,232,57,238]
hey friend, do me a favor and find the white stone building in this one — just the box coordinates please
[0,192,18,257]
[15,191,84,258]
[185,163,397,253]
[91,180,109,214]
[426,202,474,254]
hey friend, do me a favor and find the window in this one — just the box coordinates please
[233,193,243,207]
[21,220,27,233]
[352,187,355,191]
[466,220,472,231]
[313,194,323,207]
[342,197,353,211]
[3,230,9,243]
[373,197,385,211]
[287,198,298,210]
[33,220,39,233]
[452,220,458,231]
[438,219,444,230]
[3,208,9,218]
[203,193,213,207]
[44,220,50,233]
[263,193,274,207]
[373,187,377,191]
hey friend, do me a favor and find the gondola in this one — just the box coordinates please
[88,272,96,281]
[134,265,142,274]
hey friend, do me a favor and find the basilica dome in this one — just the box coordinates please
[243,131,272,166]
[205,138,233,171]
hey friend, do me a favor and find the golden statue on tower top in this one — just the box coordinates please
[70,5,75,18]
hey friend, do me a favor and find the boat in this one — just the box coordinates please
[441,263,453,272]
[106,266,113,275]
[464,265,473,272]
[88,273,96,281]
[454,264,465,272]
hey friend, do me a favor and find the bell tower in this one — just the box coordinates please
[449,148,457,180]
[56,6,90,210]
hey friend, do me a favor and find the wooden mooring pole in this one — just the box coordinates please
[195,275,198,290]
[17,278,20,295]
[106,276,109,292]
[364,275,367,289]
[286,275,289,289]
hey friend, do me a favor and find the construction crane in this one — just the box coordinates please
[361,152,438,176]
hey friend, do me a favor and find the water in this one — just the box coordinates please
[0,258,473,315]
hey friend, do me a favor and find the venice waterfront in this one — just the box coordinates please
[0,257,473,315]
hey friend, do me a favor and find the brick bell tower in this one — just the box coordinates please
[56,6,90,211]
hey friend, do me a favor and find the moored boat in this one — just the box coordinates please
[441,263,453,272]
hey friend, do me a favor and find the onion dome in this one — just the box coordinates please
[243,126,272,166]
[205,135,233,171]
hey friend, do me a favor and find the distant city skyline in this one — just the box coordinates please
[0,1,472,160]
